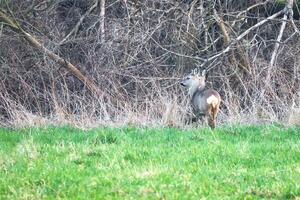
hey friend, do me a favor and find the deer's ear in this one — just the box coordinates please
[191,68,198,75]
[201,69,206,77]
[196,69,201,76]
[190,69,195,75]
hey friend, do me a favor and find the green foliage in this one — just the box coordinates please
[275,0,286,5]
[0,126,300,199]
[275,0,300,7]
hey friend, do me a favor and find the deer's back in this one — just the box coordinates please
[192,89,221,115]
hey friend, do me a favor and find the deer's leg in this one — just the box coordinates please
[190,110,205,126]
[184,117,197,124]
[208,117,215,129]
[187,113,205,126]
[208,106,219,129]
[207,108,215,129]
[191,115,198,123]
[184,112,197,124]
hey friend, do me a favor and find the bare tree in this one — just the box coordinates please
[0,0,300,126]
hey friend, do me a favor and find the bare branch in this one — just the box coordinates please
[0,10,102,97]
[204,9,285,71]
[213,8,230,45]
[267,0,294,82]
[99,0,106,42]
[186,0,198,33]
[231,0,272,27]
[59,0,99,45]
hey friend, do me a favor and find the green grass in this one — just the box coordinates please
[0,125,300,199]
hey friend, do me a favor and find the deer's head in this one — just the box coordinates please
[180,69,206,90]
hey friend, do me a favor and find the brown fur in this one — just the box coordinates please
[181,71,221,129]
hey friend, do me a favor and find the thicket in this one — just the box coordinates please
[0,0,300,127]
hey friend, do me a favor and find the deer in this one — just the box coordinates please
[180,69,221,129]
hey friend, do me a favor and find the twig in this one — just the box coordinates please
[59,0,99,45]
[150,37,206,62]
[99,0,106,42]
[186,0,198,33]
[231,0,272,27]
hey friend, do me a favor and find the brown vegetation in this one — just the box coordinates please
[0,0,300,127]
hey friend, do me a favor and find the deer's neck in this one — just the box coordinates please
[188,84,205,98]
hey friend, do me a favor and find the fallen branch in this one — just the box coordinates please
[0,10,101,97]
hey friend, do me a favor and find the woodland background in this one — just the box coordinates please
[0,0,300,127]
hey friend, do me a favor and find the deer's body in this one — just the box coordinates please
[181,70,221,129]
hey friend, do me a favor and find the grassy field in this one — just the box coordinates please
[0,125,300,199]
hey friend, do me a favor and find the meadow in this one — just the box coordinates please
[0,125,300,199]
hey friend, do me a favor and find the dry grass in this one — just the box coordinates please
[1,59,300,128]
[2,89,300,129]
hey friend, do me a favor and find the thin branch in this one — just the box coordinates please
[99,0,106,42]
[267,0,294,82]
[204,9,285,71]
[186,0,198,33]
[231,0,272,27]
[150,37,206,62]
[150,7,284,71]
[59,0,99,45]
[268,16,288,68]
